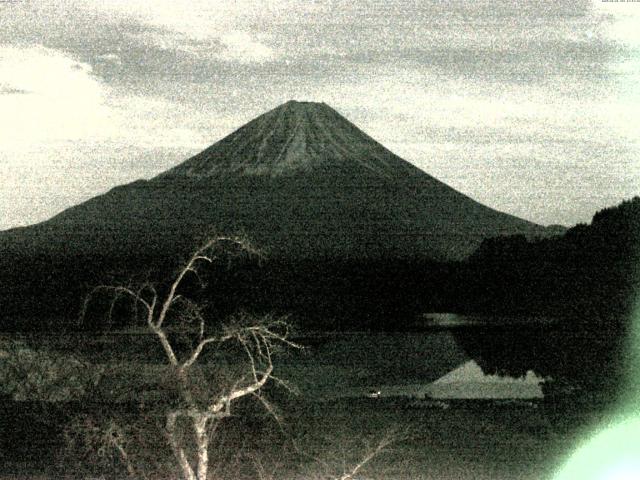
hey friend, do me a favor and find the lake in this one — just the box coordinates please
[0,321,612,480]
[2,319,553,403]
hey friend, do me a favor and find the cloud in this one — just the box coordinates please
[0,45,208,148]
[119,25,277,64]
[0,46,112,147]
[219,31,275,63]
[97,53,122,65]
[0,85,30,95]
[594,0,640,46]
[0,0,619,94]
[0,45,210,229]
[70,0,279,64]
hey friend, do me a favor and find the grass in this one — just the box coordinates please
[0,395,596,479]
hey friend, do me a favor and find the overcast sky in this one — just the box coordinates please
[1,0,638,230]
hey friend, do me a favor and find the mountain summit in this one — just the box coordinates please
[160,100,423,179]
[2,101,557,262]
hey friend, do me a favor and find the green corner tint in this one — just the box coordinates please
[554,269,640,480]
[553,416,640,480]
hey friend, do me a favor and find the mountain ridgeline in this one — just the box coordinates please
[0,101,561,328]
[2,101,553,262]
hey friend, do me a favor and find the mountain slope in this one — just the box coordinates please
[1,101,556,262]
[159,100,424,179]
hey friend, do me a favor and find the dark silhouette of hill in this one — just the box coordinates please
[453,197,640,404]
[461,196,640,318]
[0,101,560,329]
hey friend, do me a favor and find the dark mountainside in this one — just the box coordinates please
[0,101,558,328]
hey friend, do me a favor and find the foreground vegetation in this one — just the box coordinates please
[1,391,608,480]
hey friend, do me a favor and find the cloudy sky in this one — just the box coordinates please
[1,0,638,230]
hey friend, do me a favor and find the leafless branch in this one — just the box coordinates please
[292,428,405,480]
[336,432,396,480]
[268,373,300,396]
[251,391,283,425]
[156,235,256,329]
[180,336,225,371]
[209,363,274,415]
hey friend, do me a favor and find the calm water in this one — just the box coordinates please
[2,315,559,401]
[0,321,606,480]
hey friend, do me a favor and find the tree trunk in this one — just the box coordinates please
[194,415,210,480]
[166,411,197,480]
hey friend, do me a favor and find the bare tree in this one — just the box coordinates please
[83,236,301,480]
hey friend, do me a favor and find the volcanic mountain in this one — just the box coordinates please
[1,100,556,263]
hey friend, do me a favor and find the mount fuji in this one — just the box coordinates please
[1,100,556,262]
